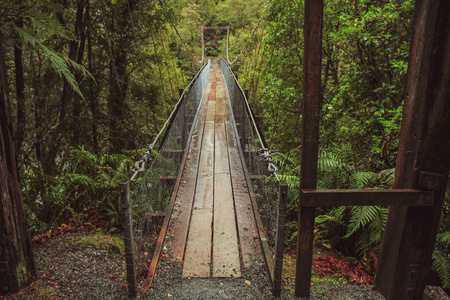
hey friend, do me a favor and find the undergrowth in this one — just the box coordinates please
[21,146,139,235]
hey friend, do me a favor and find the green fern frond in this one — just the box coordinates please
[344,206,385,239]
[15,27,85,99]
[315,214,345,226]
[350,171,376,189]
[355,239,372,256]
[432,249,450,289]
[436,231,450,245]
[376,168,395,188]
[271,151,301,174]
[318,152,348,172]
[63,173,94,186]
[25,8,74,40]
[275,174,299,189]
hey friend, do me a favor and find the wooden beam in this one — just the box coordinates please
[301,189,434,207]
[203,26,229,30]
[375,0,450,299]
[295,0,324,297]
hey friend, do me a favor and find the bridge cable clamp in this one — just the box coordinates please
[132,149,153,173]
[257,149,278,175]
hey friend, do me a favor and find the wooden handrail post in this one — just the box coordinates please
[295,0,324,297]
[375,1,450,299]
[121,181,137,298]
[273,183,288,297]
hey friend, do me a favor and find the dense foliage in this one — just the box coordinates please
[237,0,450,289]
[1,0,448,291]
[0,0,190,234]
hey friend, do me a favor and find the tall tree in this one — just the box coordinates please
[0,31,36,295]
[107,0,136,153]
[42,0,88,174]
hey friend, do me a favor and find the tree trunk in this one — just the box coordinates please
[0,31,36,295]
[43,0,87,174]
[14,0,25,158]
[86,2,99,154]
[107,0,136,153]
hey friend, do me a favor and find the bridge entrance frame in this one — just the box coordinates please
[201,26,230,60]
[295,1,450,299]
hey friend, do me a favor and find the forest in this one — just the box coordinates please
[0,0,449,296]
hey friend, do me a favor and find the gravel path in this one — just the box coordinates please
[3,231,449,299]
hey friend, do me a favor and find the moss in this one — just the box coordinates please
[74,232,124,255]
[33,281,58,298]
[16,262,29,287]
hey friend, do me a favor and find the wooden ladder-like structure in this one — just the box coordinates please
[295,1,450,300]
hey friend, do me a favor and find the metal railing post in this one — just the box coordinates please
[273,183,288,297]
[120,181,137,298]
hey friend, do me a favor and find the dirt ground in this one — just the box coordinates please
[2,231,449,300]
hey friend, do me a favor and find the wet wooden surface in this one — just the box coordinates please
[168,60,258,278]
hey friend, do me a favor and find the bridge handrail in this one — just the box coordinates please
[220,59,266,148]
[219,58,286,295]
[120,59,211,296]
[219,58,279,180]
[130,59,211,180]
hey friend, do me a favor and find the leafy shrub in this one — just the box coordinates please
[21,146,136,235]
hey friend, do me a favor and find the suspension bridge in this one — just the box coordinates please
[117,1,450,299]
[121,57,285,297]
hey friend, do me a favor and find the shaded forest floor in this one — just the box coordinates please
[1,230,448,299]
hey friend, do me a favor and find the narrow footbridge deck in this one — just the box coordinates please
[124,58,283,296]
[165,60,259,277]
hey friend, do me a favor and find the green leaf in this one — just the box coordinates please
[15,27,85,99]
[111,0,118,4]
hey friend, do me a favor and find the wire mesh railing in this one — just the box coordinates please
[120,59,210,297]
[219,58,287,296]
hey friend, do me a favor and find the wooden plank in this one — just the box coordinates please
[206,101,216,122]
[168,132,200,263]
[168,83,211,263]
[301,189,435,207]
[213,174,241,277]
[214,124,229,174]
[182,209,212,277]
[222,83,257,269]
[212,70,241,277]
[226,123,256,268]
[182,103,215,277]
[144,72,212,292]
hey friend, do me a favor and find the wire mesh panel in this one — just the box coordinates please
[219,58,281,252]
[127,59,211,279]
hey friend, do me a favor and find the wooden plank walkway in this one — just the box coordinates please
[165,59,259,279]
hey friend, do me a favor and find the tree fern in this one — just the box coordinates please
[25,8,74,41]
[436,231,450,245]
[15,28,88,98]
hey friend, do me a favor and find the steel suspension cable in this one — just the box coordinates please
[130,60,209,179]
